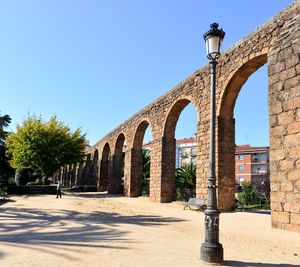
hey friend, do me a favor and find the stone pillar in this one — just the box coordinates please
[149,137,163,202]
[124,148,142,197]
[109,154,124,194]
[98,159,110,192]
[196,119,209,200]
[67,165,71,186]
[217,116,236,211]
[123,149,131,197]
[58,167,63,183]
[89,161,97,186]
[149,137,175,203]
[161,136,176,202]
[70,164,76,187]
[62,166,67,185]
[77,162,84,185]
[74,164,79,185]
[268,10,300,232]
[82,155,91,185]
[53,170,58,183]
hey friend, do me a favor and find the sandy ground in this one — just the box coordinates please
[0,193,300,267]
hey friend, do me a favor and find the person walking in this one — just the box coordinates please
[56,180,62,198]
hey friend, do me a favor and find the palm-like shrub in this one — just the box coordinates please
[175,163,196,201]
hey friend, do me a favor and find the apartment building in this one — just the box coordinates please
[143,139,270,189]
[175,137,197,167]
[142,137,197,167]
[235,145,270,189]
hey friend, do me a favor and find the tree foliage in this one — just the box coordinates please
[237,181,259,206]
[6,115,87,178]
[142,149,150,180]
[175,163,196,201]
[175,163,196,190]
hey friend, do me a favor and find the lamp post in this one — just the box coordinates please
[200,22,225,264]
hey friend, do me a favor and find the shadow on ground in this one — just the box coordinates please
[225,261,299,266]
[244,210,271,215]
[64,192,124,199]
[0,202,185,260]
[0,199,15,206]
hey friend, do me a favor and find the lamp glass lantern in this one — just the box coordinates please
[203,22,225,61]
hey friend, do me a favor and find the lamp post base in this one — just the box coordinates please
[200,242,223,264]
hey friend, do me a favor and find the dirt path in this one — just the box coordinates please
[0,193,300,267]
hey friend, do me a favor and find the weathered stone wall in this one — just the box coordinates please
[268,5,300,232]
[59,2,299,232]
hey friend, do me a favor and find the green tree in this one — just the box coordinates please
[175,163,196,201]
[142,149,151,195]
[238,181,259,206]
[6,115,86,180]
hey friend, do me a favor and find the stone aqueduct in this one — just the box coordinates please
[54,2,300,232]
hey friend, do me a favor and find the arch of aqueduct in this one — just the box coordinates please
[55,2,300,232]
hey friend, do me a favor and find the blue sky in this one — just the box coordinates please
[0,0,293,146]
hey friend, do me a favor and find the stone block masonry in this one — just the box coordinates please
[55,2,300,232]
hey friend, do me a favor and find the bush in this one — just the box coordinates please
[15,167,35,186]
[238,181,259,206]
[175,163,196,201]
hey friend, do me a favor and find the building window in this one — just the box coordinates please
[191,147,196,157]
[180,149,188,158]
[239,176,244,183]
[238,155,244,160]
[238,165,244,172]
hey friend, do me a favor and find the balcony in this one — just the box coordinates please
[180,152,188,158]
[253,170,269,175]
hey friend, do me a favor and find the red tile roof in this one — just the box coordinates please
[176,137,196,144]
[235,145,269,153]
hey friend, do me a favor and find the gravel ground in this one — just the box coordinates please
[0,193,300,267]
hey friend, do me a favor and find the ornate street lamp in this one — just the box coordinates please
[200,22,225,264]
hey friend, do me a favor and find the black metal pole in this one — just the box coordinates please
[200,59,223,264]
